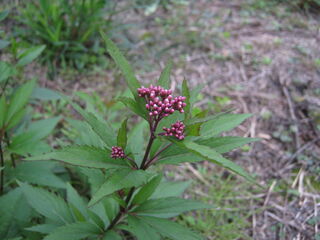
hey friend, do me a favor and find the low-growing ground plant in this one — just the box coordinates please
[15,0,117,76]
[12,34,259,240]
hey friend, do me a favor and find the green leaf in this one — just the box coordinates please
[32,87,62,101]
[117,119,128,149]
[26,224,59,234]
[89,168,152,207]
[0,10,9,21]
[67,99,116,148]
[127,121,147,165]
[151,180,191,199]
[103,230,122,240]
[100,32,140,97]
[127,215,161,240]
[132,174,162,205]
[20,182,74,224]
[5,79,36,124]
[6,108,27,130]
[182,79,191,120]
[0,61,15,83]
[9,161,65,188]
[133,197,212,218]
[0,96,7,127]
[157,153,203,165]
[0,40,10,50]
[200,113,251,138]
[17,45,46,67]
[118,96,147,120]
[198,136,259,154]
[178,140,256,183]
[43,222,100,240]
[66,183,88,219]
[28,117,61,140]
[25,145,128,170]
[138,216,203,240]
[158,60,172,89]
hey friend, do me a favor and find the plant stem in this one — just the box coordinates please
[0,139,4,195]
[143,143,173,169]
[4,132,15,168]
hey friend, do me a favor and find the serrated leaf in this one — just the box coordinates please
[66,183,88,219]
[127,215,161,240]
[9,161,65,188]
[25,145,128,170]
[158,60,172,89]
[138,216,203,240]
[198,136,259,153]
[17,45,46,67]
[19,182,74,224]
[103,230,122,240]
[26,224,59,234]
[132,174,162,205]
[200,113,251,138]
[0,61,15,83]
[157,153,203,165]
[5,79,36,124]
[133,197,212,218]
[100,32,140,97]
[178,140,256,183]
[32,87,62,101]
[118,96,147,120]
[151,180,191,199]
[43,222,100,240]
[89,169,152,207]
[67,99,116,148]
[127,121,147,165]
[117,119,128,149]
[182,79,191,120]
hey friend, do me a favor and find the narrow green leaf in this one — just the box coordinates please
[19,182,74,224]
[151,180,191,199]
[5,79,36,124]
[134,197,212,218]
[32,87,62,101]
[117,119,128,149]
[89,169,152,207]
[132,174,162,205]
[25,145,128,170]
[178,140,256,183]
[0,10,9,21]
[158,60,173,89]
[17,45,46,67]
[200,113,252,138]
[127,121,147,165]
[26,224,59,234]
[118,96,147,120]
[0,61,14,83]
[127,215,161,240]
[157,153,203,165]
[182,79,191,120]
[100,32,140,97]
[43,222,100,240]
[66,183,88,219]
[0,40,10,50]
[67,99,116,148]
[198,136,260,154]
[138,216,203,240]
[9,161,66,188]
[103,230,122,240]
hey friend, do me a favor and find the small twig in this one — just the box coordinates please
[4,132,15,168]
[0,139,4,195]
[144,143,173,169]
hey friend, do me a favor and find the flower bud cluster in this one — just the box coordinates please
[163,121,185,140]
[137,85,186,119]
[111,146,125,159]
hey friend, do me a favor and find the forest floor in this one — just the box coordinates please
[27,0,320,239]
